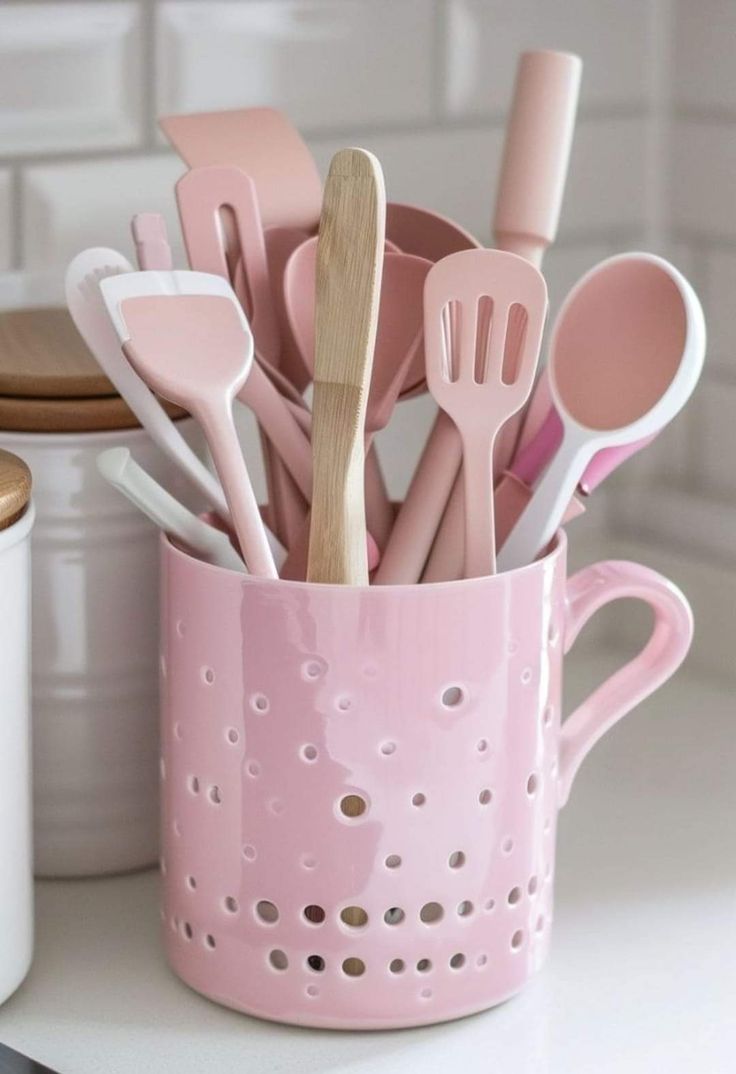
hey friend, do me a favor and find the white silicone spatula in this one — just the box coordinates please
[100,270,277,578]
[498,253,706,572]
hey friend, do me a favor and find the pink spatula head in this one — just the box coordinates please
[425,249,547,577]
[100,279,277,579]
[284,240,431,434]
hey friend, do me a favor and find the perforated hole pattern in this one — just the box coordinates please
[160,552,564,1028]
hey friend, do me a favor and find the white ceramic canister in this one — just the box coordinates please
[0,450,34,1004]
[0,301,204,876]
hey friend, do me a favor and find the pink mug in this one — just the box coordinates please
[159,531,692,1030]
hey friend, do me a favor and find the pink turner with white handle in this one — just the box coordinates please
[424,249,547,577]
[100,271,277,579]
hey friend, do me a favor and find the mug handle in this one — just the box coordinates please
[558,560,693,807]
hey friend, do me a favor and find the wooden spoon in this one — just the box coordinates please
[285,241,430,546]
[307,148,385,585]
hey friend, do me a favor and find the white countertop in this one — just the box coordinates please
[1,654,734,1074]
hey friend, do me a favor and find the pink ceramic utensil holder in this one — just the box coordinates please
[160,532,692,1030]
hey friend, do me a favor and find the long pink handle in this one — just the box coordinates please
[421,468,584,583]
[373,410,461,584]
[494,50,582,474]
[424,51,582,582]
[237,362,312,500]
[558,561,692,805]
[177,165,306,547]
[198,399,277,579]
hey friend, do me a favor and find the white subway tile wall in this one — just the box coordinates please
[0,170,12,271]
[156,0,435,129]
[0,3,143,155]
[443,0,654,116]
[0,0,733,667]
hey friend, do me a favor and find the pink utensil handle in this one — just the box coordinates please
[493,50,582,264]
[511,403,658,493]
[373,410,461,585]
[579,433,658,495]
[422,470,584,583]
[176,165,305,546]
[493,50,582,475]
[131,213,173,271]
[558,560,692,805]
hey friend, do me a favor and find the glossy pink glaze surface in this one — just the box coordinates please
[160,534,692,1029]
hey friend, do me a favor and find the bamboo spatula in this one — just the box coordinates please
[306,148,385,585]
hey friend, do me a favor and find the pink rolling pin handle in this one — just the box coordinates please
[493,50,582,474]
[557,561,693,807]
[493,50,582,266]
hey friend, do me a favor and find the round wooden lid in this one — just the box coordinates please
[0,306,186,432]
[0,307,115,398]
[0,448,31,531]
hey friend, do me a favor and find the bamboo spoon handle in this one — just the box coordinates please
[307,148,385,585]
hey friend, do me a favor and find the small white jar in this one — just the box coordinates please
[1,424,202,877]
[0,450,33,1005]
[0,298,204,876]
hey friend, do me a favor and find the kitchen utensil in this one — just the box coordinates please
[97,446,249,573]
[65,249,230,519]
[307,148,385,585]
[160,106,322,232]
[162,105,321,547]
[385,203,481,397]
[132,213,173,271]
[424,249,547,577]
[100,270,277,578]
[421,415,585,584]
[494,50,582,470]
[507,404,658,496]
[498,252,705,572]
[176,164,311,546]
[285,239,431,546]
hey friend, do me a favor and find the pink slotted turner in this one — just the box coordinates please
[424,249,547,577]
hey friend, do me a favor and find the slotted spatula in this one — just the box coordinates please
[100,270,277,579]
[425,249,547,577]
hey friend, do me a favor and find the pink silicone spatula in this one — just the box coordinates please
[100,271,277,579]
[175,166,313,515]
[425,249,547,577]
[498,253,705,572]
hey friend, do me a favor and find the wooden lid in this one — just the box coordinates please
[0,307,186,432]
[0,307,115,398]
[0,448,31,531]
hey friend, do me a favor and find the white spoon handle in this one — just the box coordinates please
[497,426,594,572]
[97,448,247,572]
